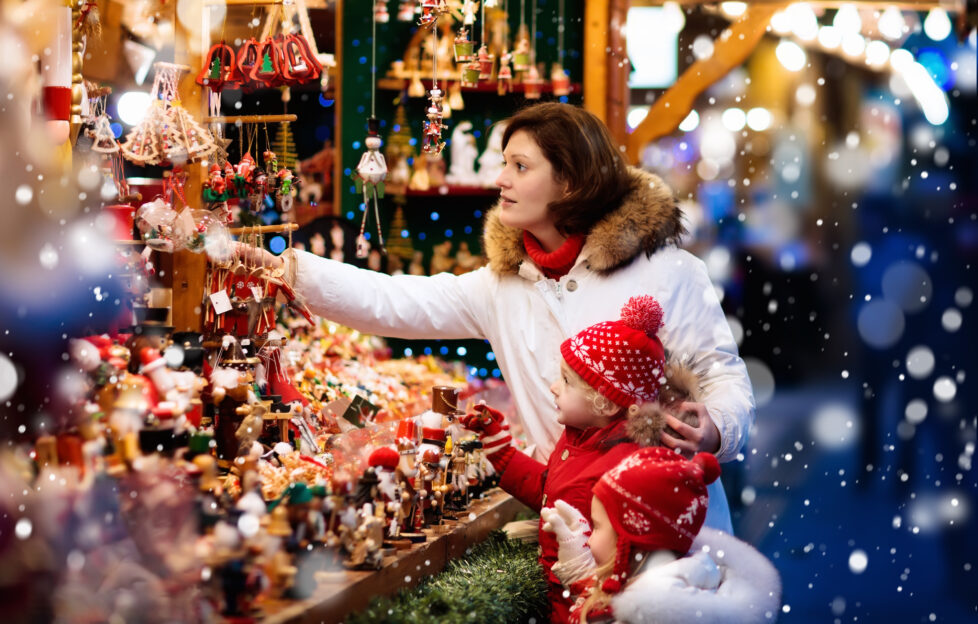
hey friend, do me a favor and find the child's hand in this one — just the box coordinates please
[460,402,512,455]
[542,500,596,584]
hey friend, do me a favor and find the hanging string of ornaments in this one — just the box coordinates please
[351,1,393,259]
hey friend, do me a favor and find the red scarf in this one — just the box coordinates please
[523,232,586,280]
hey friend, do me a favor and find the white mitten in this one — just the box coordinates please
[542,499,596,585]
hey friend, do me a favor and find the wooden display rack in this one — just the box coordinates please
[260,489,528,624]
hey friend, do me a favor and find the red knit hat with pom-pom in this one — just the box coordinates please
[593,447,720,594]
[560,295,665,407]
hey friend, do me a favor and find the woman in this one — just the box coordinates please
[238,102,753,531]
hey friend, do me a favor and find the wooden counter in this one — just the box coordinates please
[260,489,529,623]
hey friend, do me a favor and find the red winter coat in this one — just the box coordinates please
[492,418,638,624]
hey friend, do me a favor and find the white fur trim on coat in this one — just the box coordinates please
[611,528,782,624]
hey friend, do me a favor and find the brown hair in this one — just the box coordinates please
[502,102,635,236]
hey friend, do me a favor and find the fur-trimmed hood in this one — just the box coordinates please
[625,359,703,448]
[482,167,685,276]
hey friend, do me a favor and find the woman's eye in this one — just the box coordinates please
[517,163,527,171]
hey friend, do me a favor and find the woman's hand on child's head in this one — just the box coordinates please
[660,402,721,457]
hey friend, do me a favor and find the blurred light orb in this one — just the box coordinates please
[769,10,791,35]
[882,261,932,312]
[700,119,737,161]
[941,308,962,332]
[726,315,744,346]
[706,245,732,282]
[905,399,928,424]
[720,2,747,18]
[857,300,905,348]
[848,549,868,574]
[77,165,102,190]
[811,402,859,449]
[889,48,915,73]
[692,35,714,60]
[67,549,85,572]
[746,107,772,131]
[679,110,700,132]
[627,106,649,130]
[878,7,907,41]
[933,376,956,402]
[163,345,185,369]
[905,345,935,379]
[793,84,815,108]
[817,25,841,49]
[786,4,819,41]
[744,358,775,407]
[841,32,866,57]
[238,512,260,537]
[954,287,973,307]
[721,108,746,131]
[0,354,19,401]
[776,39,807,71]
[15,517,32,540]
[696,158,720,180]
[39,243,59,270]
[865,40,891,67]
[741,485,757,505]
[850,242,872,266]
[939,493,968,525]
[923,9,952,41]
[15,184,33,205]
[116,91,152,126]
[833,5,862,33]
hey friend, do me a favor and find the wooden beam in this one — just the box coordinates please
[625,4,782,164]
[606,0,630,148]
[583,0,609,121]
[206,114,298,124]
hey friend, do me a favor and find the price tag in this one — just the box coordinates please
[250,285,264,302]
[209,290,232,314]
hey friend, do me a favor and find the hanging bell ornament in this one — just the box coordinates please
[551,64,571,97]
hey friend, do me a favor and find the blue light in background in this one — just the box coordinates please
[353,141,361,149]
[439,346,449,355]
[269,235,287,254]
[464,226,472,234]
[404,347,413,356]
[457,346,467,356]
[479,368,488,377]
[401,229,410,237]
[359,56,367,64]
[491,369,501,378]
[474,210,483,218]
[352,39,360,46]
[318,94,334,107]
[423,347,433,355]
[409,138,417,146]
[346,211,355,219]
[343,167,352,176]
[110,122,123,138]
[418,232,427,240]
[486,352,495,361]
[430,212,440,221]
[917,48,951,89]
[445,229,453,237]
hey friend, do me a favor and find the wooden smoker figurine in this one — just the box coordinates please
[351,116,388,258]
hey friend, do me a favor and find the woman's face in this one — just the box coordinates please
[589,496,617,569]
[495,129,567,234]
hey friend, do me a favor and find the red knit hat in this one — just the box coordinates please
[592,447,720,594]
[560,295,666,407]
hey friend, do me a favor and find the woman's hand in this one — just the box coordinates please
[232,241,284,271]
[661,402,721,457]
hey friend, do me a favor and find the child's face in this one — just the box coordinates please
[589,496,617,568]
[550,360,604,429]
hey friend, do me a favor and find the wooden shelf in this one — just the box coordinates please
[397,185,500,198]
[260,489,527,624]
[378,77,581,96]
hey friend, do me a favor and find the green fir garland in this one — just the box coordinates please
[346,530,548,624]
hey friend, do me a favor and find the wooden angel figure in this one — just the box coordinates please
[497,50,514,95]
[418,0,448,27]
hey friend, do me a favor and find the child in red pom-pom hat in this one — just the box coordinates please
[543,447,780,624]
[462,295,705,623]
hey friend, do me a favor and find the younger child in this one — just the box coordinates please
[463,295,693,623]
[543,447,781,623]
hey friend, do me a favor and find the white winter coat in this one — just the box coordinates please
[290,168,754,532]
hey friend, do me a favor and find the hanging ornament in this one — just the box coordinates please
[461,62,481,88]
[89,114,120,153]
[374,0,390,23]
[513,0,531,72]
[477,44,494,80]
[462,1,477,25]
[397,0,416,21]
[551,0,570,96]
[195,42,241,92]
[523,64,542,100]
[454,27,474,62]
[418,0,449,27]
[352,117,388,258]
[497,50,513,95]
[422,88,446,154]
